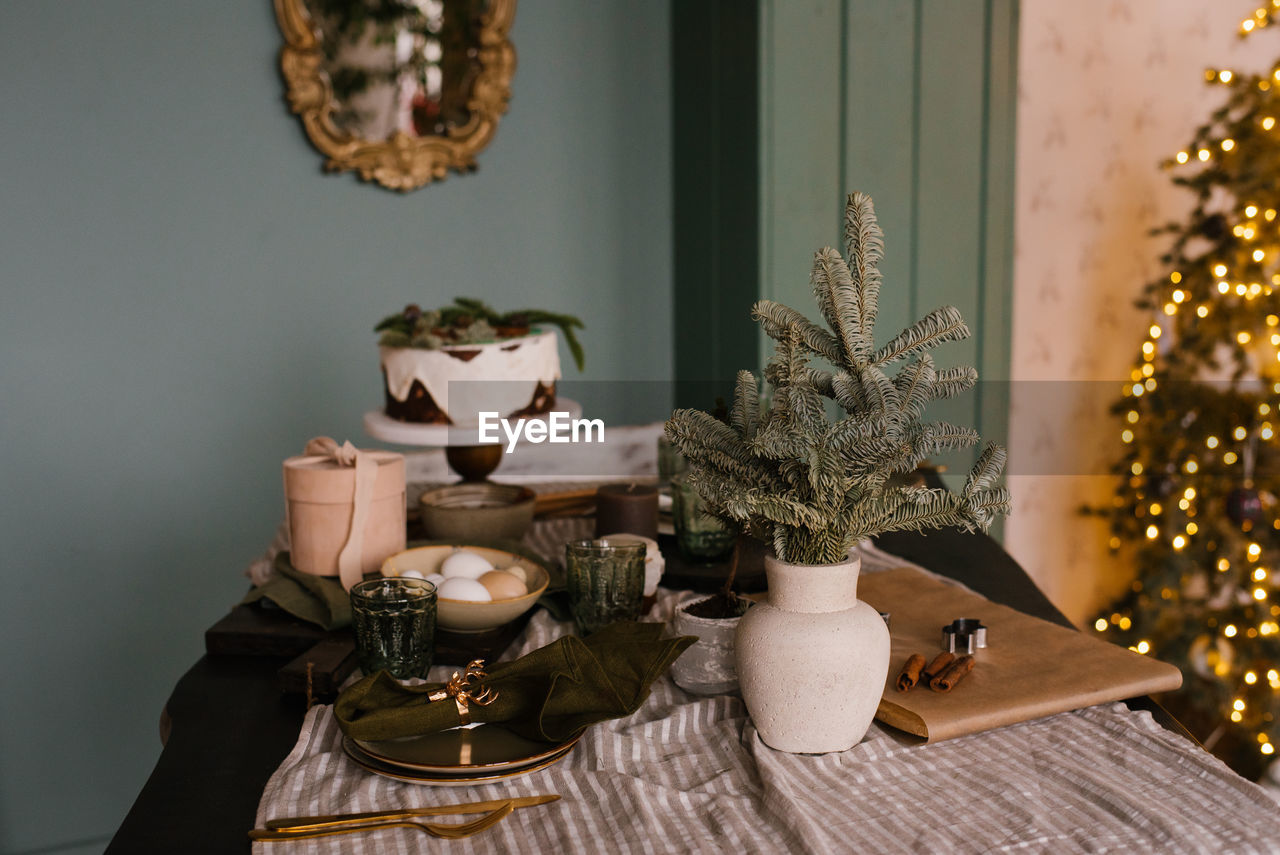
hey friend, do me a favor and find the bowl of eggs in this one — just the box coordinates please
[380,543,550,632]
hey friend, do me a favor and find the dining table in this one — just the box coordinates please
[105,465,1280,854]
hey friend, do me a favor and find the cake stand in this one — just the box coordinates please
[363,398,583,481]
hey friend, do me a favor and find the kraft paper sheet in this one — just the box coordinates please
[860,566,1183,742]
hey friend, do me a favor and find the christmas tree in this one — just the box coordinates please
[1096,5,1280,780]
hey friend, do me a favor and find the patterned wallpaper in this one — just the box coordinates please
[1006,1,1279,624]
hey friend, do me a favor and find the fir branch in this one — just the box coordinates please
[849,488,975,541]
[873,306,970,367]
[961,487,1012,529]
[666,409,786,491]
[811,247,868,363]
[857,365,901,418]
[894,355,937,421]
[786,344,828,440]
[932,366,979,399]
[693,473,826,530]
[730,370,761,441]
[830,371,868,412]
[665,191,1007,564]
[772,527,790,562]
[915,421,982,456]
[827,411,888,454]
[844,192,884,352]
[745,411,802,462]
[752,300,844,363]
[806,368,836,398]
[966,444,1008,493]
[811,246,854,330]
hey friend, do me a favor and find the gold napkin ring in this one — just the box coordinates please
[427,659,499,725]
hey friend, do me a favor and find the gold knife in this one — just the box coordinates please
[264,794,560,831]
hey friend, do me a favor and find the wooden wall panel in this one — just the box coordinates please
[675,0,1017,517]
[758,0,844,343]
[672,1,760,407]
[842,0,919,348]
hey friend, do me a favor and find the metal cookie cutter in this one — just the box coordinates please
[942,618,988,654]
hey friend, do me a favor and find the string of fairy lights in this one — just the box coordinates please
[1096,2,1280,766]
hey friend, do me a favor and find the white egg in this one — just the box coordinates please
[436,576,493,602]
[425,573,447,588]
[398,569,426,580]
[505,565,528,585]
[440,550,494,579]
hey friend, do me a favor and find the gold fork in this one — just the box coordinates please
[249,802,514,842]
[264,794,559,830]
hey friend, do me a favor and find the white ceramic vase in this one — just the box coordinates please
[734,552,890,753]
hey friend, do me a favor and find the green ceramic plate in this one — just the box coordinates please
[343,735,576,787]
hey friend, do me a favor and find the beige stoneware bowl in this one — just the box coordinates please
[418,484,536,541]
[380,543,550,633]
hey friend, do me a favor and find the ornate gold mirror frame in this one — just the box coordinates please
[273,0,516,191]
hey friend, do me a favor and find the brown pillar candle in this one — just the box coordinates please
[595,483,659,539]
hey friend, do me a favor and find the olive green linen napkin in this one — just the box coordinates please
[335,622,696,743]
[241,552,351,630]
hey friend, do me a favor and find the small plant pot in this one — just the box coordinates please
[670,595,754,695]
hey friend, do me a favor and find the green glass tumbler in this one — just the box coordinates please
[671,473,737,562]
[657,435,688,485]
[564,539,647,635]
[350,577,437,679]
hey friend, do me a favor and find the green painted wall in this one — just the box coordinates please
[0,2,672,853]
[677,0,1017,492]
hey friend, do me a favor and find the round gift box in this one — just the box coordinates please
[283,450,406,577]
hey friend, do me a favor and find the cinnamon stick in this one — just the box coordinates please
[930,654,975,693]
[922,651,955,682]
[895,654,927,692]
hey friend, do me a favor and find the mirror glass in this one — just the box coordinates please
[274,0,516,190]
[310,0,484,141]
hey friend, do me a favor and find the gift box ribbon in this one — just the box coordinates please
[304,436,376,592]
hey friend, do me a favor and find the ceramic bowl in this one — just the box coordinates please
[419,484,536,541]
[380,543,550,633]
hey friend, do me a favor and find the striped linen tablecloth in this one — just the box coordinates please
[253,573,1280,854]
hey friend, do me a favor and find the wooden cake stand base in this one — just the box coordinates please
[363,399,583,481]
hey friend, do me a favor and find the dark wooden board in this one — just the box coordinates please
[278,637,358,698]
[205,604,336,658]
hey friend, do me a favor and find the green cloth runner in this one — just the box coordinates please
[241,552,351,630]
[335,622,696,744]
